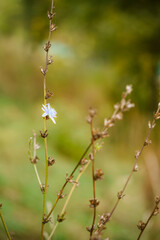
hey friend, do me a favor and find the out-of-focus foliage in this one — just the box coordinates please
[0,0,160,239]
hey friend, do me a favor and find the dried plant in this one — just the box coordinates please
[1,1,160,240]
[137,196,160,240]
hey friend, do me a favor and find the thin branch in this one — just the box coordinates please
[137,196,160,240]
[90,118,97,237]
[45,142,92,222]
[41,0,55,239]
[96,103,160,235]
[47,161,91,240]
[45,85,135,223]
[0,206,12,240]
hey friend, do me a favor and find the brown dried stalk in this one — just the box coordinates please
[90,109,98,237]
[96,103,160,236]
[45,85,135,225]
[137,196,160,240]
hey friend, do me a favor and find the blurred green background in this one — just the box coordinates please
[0,0,160,239]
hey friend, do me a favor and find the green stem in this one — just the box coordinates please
[0,209,12,240]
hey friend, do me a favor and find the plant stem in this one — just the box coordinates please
[45,142,92,221]
[47,161,91,240]
[33,132,42,188]
[97,117,157,234]
[0,209,12,240]
[90,120,96,237]
[41,0,54,239]
[137,200,160,240]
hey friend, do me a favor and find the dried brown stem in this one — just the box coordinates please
[45,142,92,221]
[90,120,97,237]
[137,196,160,240]
[96,104,160,235]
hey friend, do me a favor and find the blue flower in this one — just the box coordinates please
[42,103,57,124]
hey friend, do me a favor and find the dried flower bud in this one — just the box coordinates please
[144,138,152,146]
[115,112,123,120]
[50,23,57,32]
[94,169,104,181]
[89,153,94,161]
[133,163,139,172]
[148,121,152,129]
[89,107,97,118]
[40,67,46,75]
[65,173,74,182]
[80,158,88,165]
[86,116,92,124]
[98,213,110,226]
[153,206,159,216]
[126,85,133,94]
[117,191,125,199]
[57,212,66,222]
[42,215,51,224]
[41,184,45,194]
[57,192,66,199]
[48,56,54,65]
[48,11,56,20]
[155,196,160,204]
[89,199,100,208]
[0,203,2,208]
[40,130,48,138]
[48,157,55,166]
[114,103,120,110]
[31,155,40,164]
[137,220,146,230]
[45,90,53,99]
[43,42,51,52]
[135,151,140,159]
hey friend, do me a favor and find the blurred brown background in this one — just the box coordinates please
[0,0,160,239]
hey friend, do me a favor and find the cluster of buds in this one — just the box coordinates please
[154,196,160,216]
[117,191,125,199]
[57,191,66,199]
[50,23,57,32]
[57,212,66,223]
[65,174,79,186]
[97,213,111,230]
[43,41,51,52]
[144,138,152,146]
[92,129,109,141]
[154,103,160,120]
[86,108,97,124]
[89,198,100,208]
[40,184,49,194]
[79,158,89,172]
[45,90,54,100]
[148,121,156,129]
[30,155,40,164]
[133,163,139,172]
[94,169,104,181]
[40,130,48,138]
[137,220,146,230]
[42,215,51,224]
[40,66,47,76]
[48,157,55,166]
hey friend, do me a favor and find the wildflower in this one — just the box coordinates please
[42,103,57,124]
